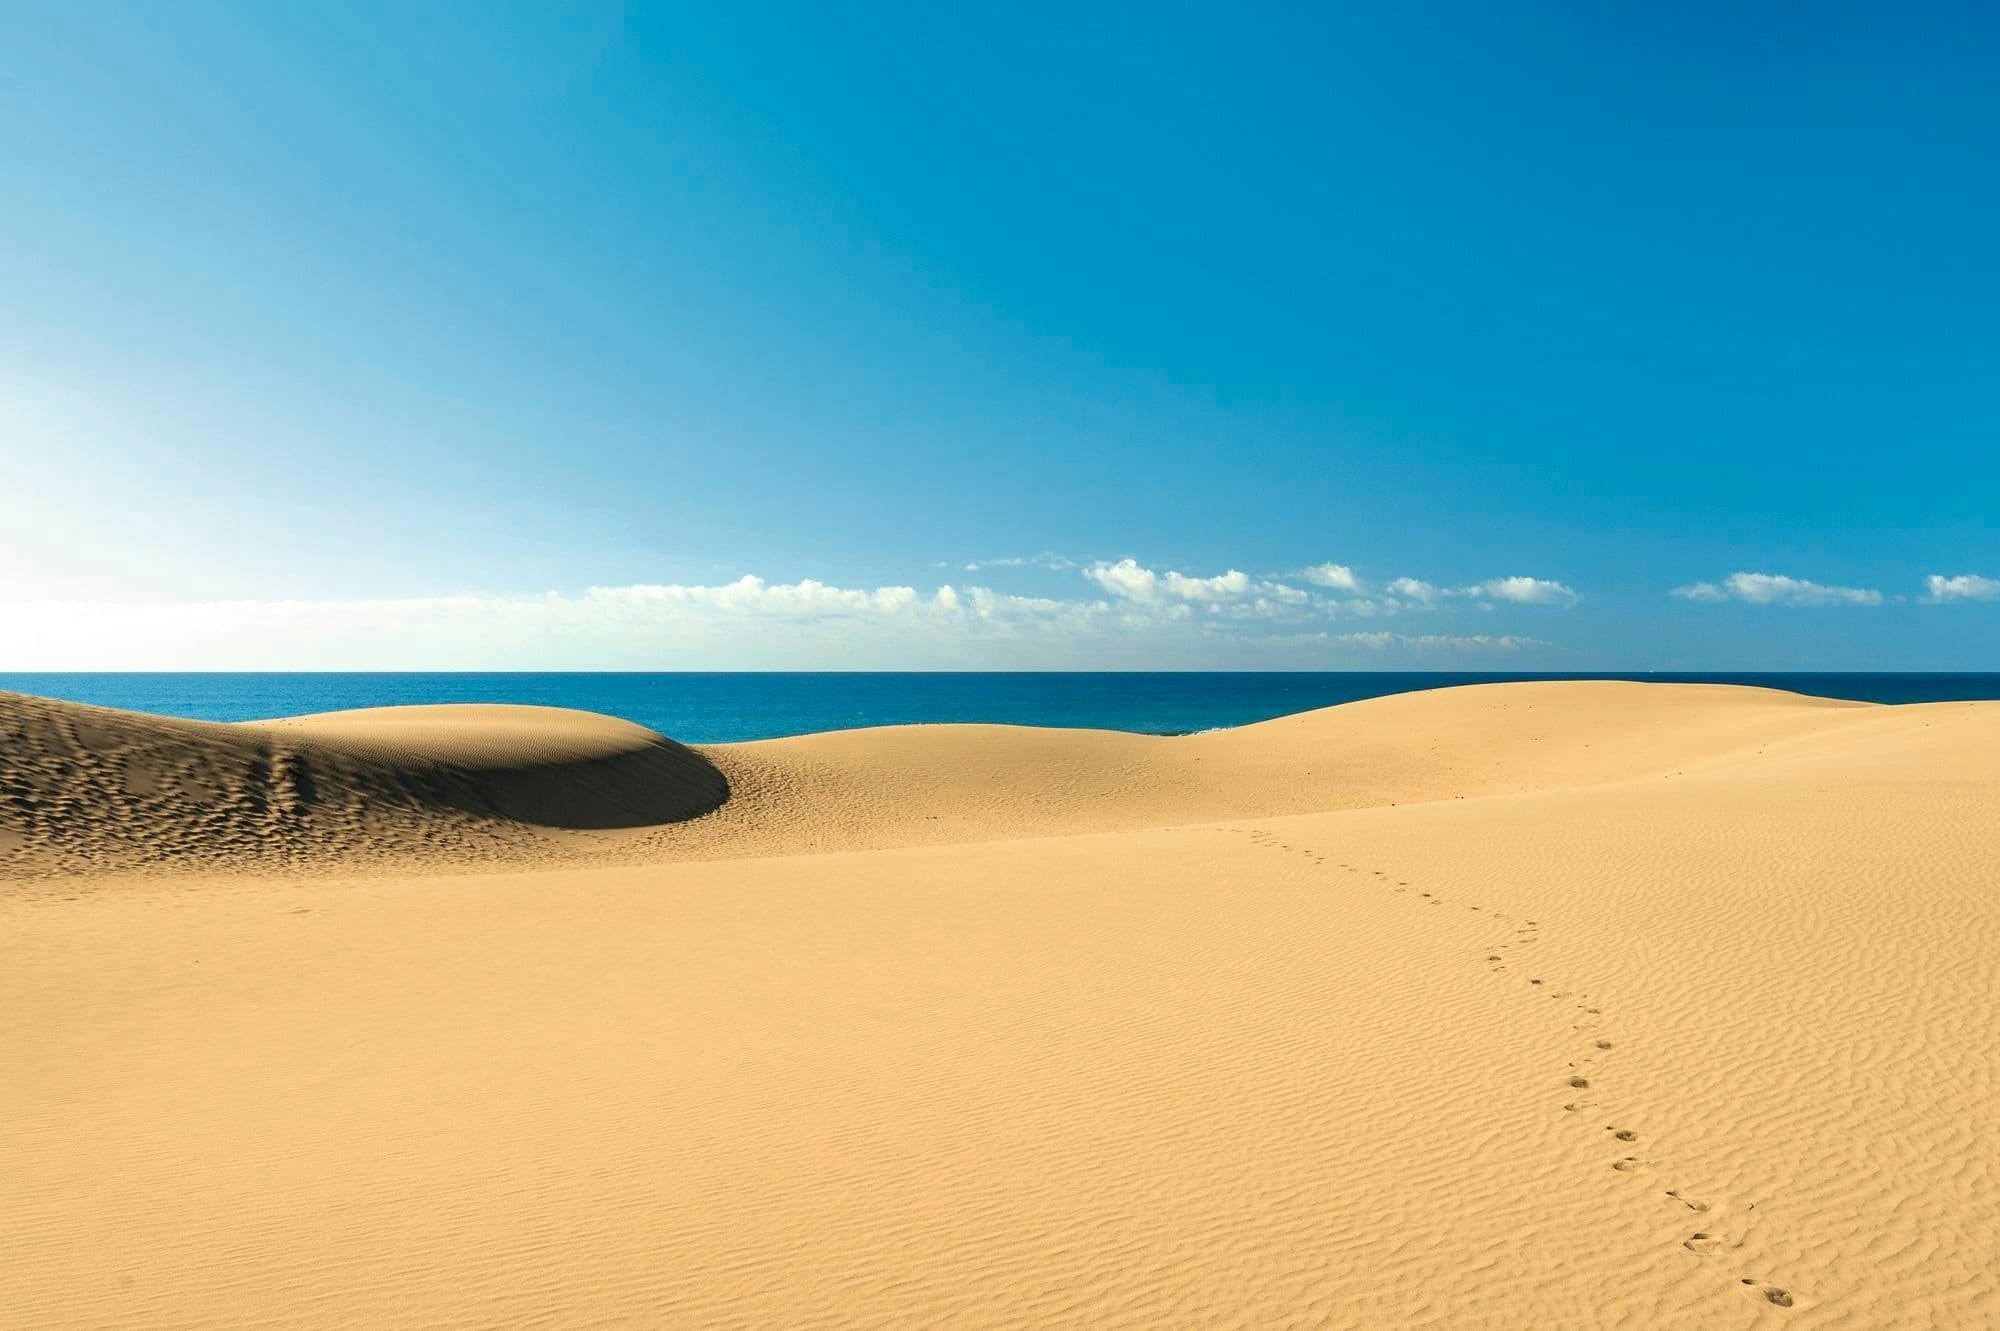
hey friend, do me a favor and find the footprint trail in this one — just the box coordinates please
[1221,820,1799,1314]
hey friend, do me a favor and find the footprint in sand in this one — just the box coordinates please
[1683,1229,1748,1256]
[1568,1076,1591,1089]
[1738,1279,1794,1308]
[1665,1189,1710,1213]
[1611,1157,1653,1174]
[1606,1127,1639,1143]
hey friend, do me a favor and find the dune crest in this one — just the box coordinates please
[679,679,1874,859]
[4,680,1884,880]
[0,693,727,878]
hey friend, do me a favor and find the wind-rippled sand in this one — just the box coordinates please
[3,682,1995,1328]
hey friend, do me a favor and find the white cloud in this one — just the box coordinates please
[593,575,921,615]
[1165,568,1253,601]
[961,552,1077,572]
[1083,558,1164,601]
[1925,573,2000,603]
[1385,576,1443,605]
[1474,576,1579,606]
[1674,572,1882,607]
[1082,558,1299,605]
[1382,575,1577,608]
[1212,595,1312,621]
[1298,562,1361,592]
[965,587,1084,619]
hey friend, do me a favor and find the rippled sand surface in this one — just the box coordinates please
[4,682,1994,1327]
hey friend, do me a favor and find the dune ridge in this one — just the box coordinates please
[3,681,1877,882]
[0,692,727,879]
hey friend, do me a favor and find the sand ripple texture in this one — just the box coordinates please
[3,682,1995,1327]
[0,692,728,881]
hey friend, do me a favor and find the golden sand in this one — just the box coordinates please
[4,682,1995,1327]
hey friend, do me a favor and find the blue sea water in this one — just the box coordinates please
[3,673,1997,744]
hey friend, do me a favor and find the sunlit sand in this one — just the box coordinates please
[5,682,1995,1327]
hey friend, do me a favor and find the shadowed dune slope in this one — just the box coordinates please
[0,694,728,877]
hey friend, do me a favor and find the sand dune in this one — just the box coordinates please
[2,681,1871,879]
[0,693,727,879]
[672,680,1871,859]
[3,682,1996,1327]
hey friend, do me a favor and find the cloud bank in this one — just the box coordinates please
[1,562,1570,670]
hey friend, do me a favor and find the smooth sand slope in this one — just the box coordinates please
[3,682,1996,1328]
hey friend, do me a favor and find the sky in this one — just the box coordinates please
[2,1,1995,670]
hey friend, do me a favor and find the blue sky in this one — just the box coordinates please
[2,1,1994,668]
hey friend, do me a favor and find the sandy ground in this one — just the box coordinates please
[3,682,1995,1328]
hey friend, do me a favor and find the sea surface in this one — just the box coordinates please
[4,673,1997,744]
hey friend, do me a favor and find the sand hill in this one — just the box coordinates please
[3,680,1872,878]
[4,682,1996,1327]
[0,693,728,878]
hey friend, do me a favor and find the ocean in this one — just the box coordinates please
[3,672,1996,744]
